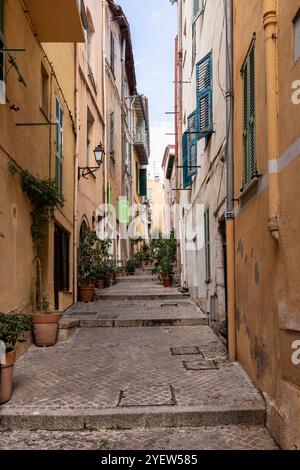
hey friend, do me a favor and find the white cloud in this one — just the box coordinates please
[148,120,174,181]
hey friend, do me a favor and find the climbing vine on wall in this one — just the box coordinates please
[9,165,64,248]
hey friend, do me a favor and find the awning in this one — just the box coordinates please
[24,0,85,43]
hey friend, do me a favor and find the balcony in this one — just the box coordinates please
[23,0,85,43]
[133,129,149,165]
[133,95,150,165]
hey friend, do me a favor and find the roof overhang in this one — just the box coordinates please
[23,0,85,43]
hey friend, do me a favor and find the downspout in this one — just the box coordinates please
[102,0,108,237]
[73,43,79,303]
[263,0,279,241]
[225,0,236,361]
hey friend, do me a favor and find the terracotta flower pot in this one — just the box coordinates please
[79,285,95,302]
[96,278,106,289]
[162,274,172,288]
[32,312,61,347]
[116,271,123,278]
[108,273,115,286]
[0,350,16,404]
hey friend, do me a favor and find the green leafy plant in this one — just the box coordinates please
[78,227,99,286]
[151,231,177,277]
[0,313,33,352]
[9,165,64,248]
[126,259,136,275]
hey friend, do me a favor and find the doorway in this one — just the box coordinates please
[54,224,70,310]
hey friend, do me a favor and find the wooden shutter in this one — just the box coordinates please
[242,41,256,189]
[187,111,198,179]
[204,208,211,281]
[196,52,213,139]
[55,97,63,194]
[139,168,147,197]
[182,130,192,189]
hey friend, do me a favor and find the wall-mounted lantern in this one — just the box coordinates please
[78,143,105,180]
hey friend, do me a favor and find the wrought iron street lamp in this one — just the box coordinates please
[78,143,105,180]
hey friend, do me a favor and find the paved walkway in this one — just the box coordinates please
[0,267,277,450]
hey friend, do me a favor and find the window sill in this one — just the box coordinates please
[239,176,261,201]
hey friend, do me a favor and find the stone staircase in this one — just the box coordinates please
[0,267,277,450]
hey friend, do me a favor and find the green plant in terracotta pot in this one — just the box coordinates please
[126,259,136,276]
[106,256,119,286]
[0,313,32,404]
[78,226,99,302]
[94,265,108,289]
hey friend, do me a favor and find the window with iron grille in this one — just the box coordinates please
[196,52,213,139]
[55,97,64,194]
[242,40,256,189]
[204,208,211,282]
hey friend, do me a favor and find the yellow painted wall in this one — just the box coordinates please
[233,0,300,449]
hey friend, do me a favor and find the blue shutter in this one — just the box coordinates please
[182,131,192,189]
[196,52,213,139]
[187,111,198,179]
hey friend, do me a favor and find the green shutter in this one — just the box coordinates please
[139,169,147,197]
[108,182,112,205]
[196,52,213,139]
[204,209,211,281]
[55,97,63,194]
[117,197,129,224]
[242,41,256,189]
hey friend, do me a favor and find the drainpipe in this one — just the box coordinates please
[73,43,79,303]
[102,0,108,237]
[225,0,236,361]
[263,0,279,241]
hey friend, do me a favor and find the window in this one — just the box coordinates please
[55,97,64,194]
[192,0,206,23]
[135,162,139,194]
[109,112,114,159]
[139,168,147,197]
[196,52,213,138]
[294,12,300,62]
[110,30,115,75]
[40,64,49,115]
[0,0,4,82]
[86,110,94,167]
[242,41,256,189]
[204,208,211,282]
[187,111,197,179]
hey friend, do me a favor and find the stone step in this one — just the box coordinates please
[116,276,155,283]
[0,403,266,432]
[95,292,190,301]
[0,425,278,450]
[77,315,208,328]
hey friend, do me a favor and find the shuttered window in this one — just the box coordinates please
[117,197,129,224]
[204,208,211,282]
[187,111,197,179]
[109,112,114,159]
[242,41,256,189]
[139,168,147,197]
[55,97,64,194]
[196,52,213,139]
[182,130,192,189]
[110,30,115,75]
[192,0,206,23]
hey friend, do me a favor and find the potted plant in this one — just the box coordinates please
[159,259,174,288]
[0,313,32,404]
[126,259,136,276]
[106,256,118,286]
[94,265,107,289]
[32,289,62,347]
[116,264,124,278]
[78,227,98,302]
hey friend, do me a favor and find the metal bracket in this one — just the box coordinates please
[78,167,100,180]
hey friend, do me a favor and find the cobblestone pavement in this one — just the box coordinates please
[0,271,276,449]
[0,426,277,450]
[1,326,261,412]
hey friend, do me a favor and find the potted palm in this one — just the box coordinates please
[0,313,32,404]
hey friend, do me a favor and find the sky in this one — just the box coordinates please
[118,0,177,180]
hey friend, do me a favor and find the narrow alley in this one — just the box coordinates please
[0,267,276,450]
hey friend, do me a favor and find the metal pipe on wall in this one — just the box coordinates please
[225,0,237,361]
